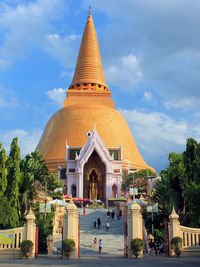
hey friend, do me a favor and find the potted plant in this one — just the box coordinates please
[21,240,33,259]
[171,236,183,257]
[62,239,75,258]
[131,238,145,258]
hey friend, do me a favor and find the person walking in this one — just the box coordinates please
[119,209,122,218]
[117,211,120,220]
[98,239,102,254]
[154,241,159,256]
[106,220,110,231]
[149,239,154,256]
[111,210,115,219]
[93,237,97,248]
[83,207,86,215]
[97,217,101,228]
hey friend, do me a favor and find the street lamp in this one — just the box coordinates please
[129,169,137,198]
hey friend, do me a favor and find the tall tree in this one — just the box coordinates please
[6,137,21,227]
[183,138,200,184]
[0,144,7,198]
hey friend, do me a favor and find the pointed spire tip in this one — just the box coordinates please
[89,6,92,15]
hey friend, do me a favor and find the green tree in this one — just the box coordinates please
[19,150,63,221]
[183,138,200,184]
[160,153,186,212]
[0,144,7,198]
[152,138,200,227]
[122,169,157,194]
[183,138,200,226]
[6,138,21,227]
[152,173,176,218]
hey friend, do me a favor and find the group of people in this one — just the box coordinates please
[93,237,102,254]
[106,209,122,220]
[149,239,164,256]
[94,217,101,228]
[92,209,123,254]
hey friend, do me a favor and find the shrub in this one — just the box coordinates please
[171,236,183,257]
[21,240,33,253]
[62,239,75,253]
[154,228,165,246]
[131,238,145,258]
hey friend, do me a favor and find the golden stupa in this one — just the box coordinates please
[37,11,154,173]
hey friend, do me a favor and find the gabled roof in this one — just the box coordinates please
[75,124,114,171]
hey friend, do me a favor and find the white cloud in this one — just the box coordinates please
[0,86,19,107]
[164,97,200,110]
[119,108,200,157]
[88,0,200,111]
[105,54,142,92]
[143,91,152,102]
[0,128,43,157]
[0,0,71,67]
[46,88,66,107]
[45,33,80,68]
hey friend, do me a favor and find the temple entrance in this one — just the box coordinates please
[83,150,106,201]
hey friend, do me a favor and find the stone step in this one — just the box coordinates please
[79,208,125,255]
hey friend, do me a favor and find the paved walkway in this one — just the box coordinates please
[0,255,199,267]
[80,208,124,256]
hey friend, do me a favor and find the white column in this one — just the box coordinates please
[117,177,121,198]
[67,174,71,196]
[78,173,83,199]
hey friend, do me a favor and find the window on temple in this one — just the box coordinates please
[69,149,81,160]
[61,168,66,180]
[109,150,119,160]
[68,168,76,173]
[112,184,117,198]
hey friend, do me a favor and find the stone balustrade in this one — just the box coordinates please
[0,209,36,259]
[180,226,200,248]
[168,207,200,256]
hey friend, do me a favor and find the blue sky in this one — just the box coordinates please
[0,0,200,174]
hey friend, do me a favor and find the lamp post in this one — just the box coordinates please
[130,169,137,198]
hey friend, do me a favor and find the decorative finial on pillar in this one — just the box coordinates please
[93,121,96,131]
[69,195,73,204]
[27,207,33,215]
[132,194,137,204]
[169,206,179,219]
[89,6,92,15]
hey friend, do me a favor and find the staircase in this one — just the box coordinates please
[80,208,124,256]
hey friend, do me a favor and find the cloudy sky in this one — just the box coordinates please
[0,0,200,173]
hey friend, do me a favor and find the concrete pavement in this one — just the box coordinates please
[0,255,199,267]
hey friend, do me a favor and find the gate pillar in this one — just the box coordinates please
[127,198,143,258]
[63,198,78,258]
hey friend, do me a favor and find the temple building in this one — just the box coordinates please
[37,11,154,202]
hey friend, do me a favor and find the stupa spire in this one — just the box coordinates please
[68,9,109,92]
